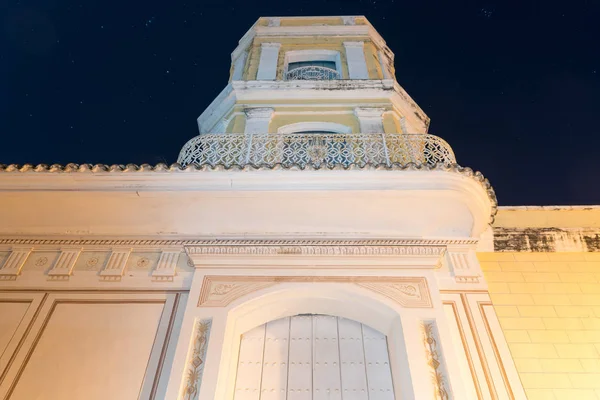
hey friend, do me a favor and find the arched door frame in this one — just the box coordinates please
[210,282,449,400]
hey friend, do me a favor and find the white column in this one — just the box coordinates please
[256,43,281,80]
[231,51,248,81]
[343,41,369,79]
[244,107,274,133]
[354,107,385,133]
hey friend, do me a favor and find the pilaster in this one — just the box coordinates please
[243,107,274,134]
[256,43,281,81]
[343,41,369,79]
[354,107,385,133]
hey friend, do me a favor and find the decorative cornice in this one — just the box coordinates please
[0,163,497,222]
[187,244,446,256]
[0,238,478,247]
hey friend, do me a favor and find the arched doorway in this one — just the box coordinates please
[233,314,395,400]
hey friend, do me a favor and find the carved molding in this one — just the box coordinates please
[99,249,131,282]
[0,247,32,280]
[445,249,482,284]
[198,275,432,308]
[47,248,81,281]
[188,244,445,256]
[152,251,180,282]
[0,238,477,249]
[181,319,212,400]
[422,321,451,400]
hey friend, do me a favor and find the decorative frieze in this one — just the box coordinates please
[187,243,446,256]
[47,248,81,280]
[0,237,479,248]
[198,275,432,308]
[0,247,32,280]
[181,319,212,400]
[152,251,180,282]
[99,249,131,281]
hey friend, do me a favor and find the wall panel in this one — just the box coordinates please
[0,292,181,400]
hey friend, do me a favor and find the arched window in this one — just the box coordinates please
[283,50,342,81]
[233,314,395,399]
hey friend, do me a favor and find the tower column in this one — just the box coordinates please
[244,107,274,133]
[256,43,281,80]
[354,107,386,133]
[343,41,369,79]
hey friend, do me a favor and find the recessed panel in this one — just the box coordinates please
[0,302,30,360]
[9,302,164,400]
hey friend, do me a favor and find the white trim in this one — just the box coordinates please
[276,121,352,134]
[211,283,424,400]
[283,49,343,78]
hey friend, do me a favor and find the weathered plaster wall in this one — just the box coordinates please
[494,207,600,253]
[480,252,600,400]
[483,206,600,400]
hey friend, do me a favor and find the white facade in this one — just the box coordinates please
[0,16,525,400]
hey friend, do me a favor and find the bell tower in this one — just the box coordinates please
[180,16,429,162]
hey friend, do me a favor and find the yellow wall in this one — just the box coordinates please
[269,113,360,133]
[244,38,384,81]
[479,251,600,400]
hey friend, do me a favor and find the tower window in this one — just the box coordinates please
[288,60,337,71]
[286,61,340,80]
[284,50,342,81]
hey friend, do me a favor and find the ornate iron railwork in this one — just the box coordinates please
[177,133,456,168]
[285,65,341,80]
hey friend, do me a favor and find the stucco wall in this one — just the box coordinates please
[481,207,600,400]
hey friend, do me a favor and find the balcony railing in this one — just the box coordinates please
[285,66,341,81]
[177,133,456,169]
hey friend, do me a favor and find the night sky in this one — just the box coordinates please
[2,0,599,205]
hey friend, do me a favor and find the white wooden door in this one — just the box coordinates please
[234,314,395,400]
